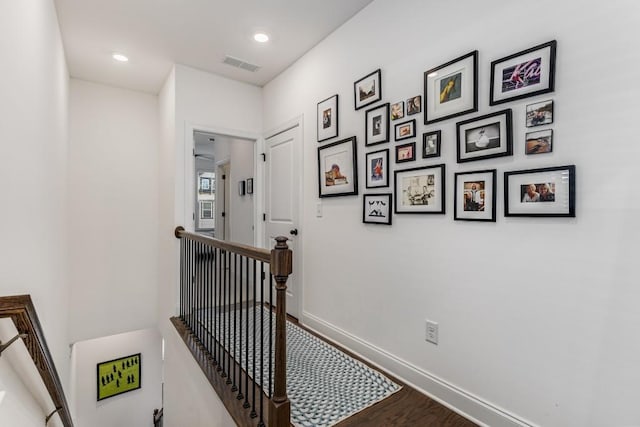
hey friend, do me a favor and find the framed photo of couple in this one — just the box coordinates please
[454,169,497,222]
[504,165,575,217]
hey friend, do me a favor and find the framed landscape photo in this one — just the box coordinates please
[363,193,392,225]
[366,149,389,188]
[406,95,421,116]
[454,169,497,222]
[422,130,441,158]
[365,103,390,146]
[504,165,575,217]
[394,164,445,214]
[394,119,415,141]
[97,353,141,401]
[317,136,358,197]
[456,109,513,163]
[390,101,404,120]
[317,94,338,142]
[526,99,554,127]
[490,40,557,106]
[525,129,553,154]
[424,51,478,124]
[395,142,415,163]
[354,69,382,110]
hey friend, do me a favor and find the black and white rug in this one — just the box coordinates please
[198,306,401,427]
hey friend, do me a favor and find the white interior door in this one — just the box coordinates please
[264,124,301,319]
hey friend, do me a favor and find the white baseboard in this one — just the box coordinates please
[301,311,537,427]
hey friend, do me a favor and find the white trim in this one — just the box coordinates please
[301,311,538,427]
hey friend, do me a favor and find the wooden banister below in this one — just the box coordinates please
[175,226,271,263]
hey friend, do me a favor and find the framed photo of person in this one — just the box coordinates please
[354,69,382,110]
[504,165,575,217]
[395,142,415,163]
[394,119,416,141]
[366,149,389,188]
[390,101,404,120]
[317,94,338,142]
[317,136,358,198]
[490,40,557,106]
[365,103,390,146]
[394,164,445,214]
[526,99,554,127]
[424,51,478,124]
[422,130,441,158]
[456,109,513,163]
[454,169,497,222]
[363,193,392,225]
[406,95,421,115]
[525,129,553,154]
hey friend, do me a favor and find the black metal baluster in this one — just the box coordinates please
[250,259,257,418]
[188,240,193,330]
[243,256,250,409]
[179,239,184,320]
[221,249,227,378]
[258,262,265,427]
[216,248,222,371]
[268,273,273,399]
[197,241,202,343]
[226,249,232,384]
[237,255,244,401]
[231,253,238,392]
[205,244,211,356]
[208,246,213,359]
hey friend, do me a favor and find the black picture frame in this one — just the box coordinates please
[406,95,421,116]
[395,142,415,163]
[454,169,497,222]
[365,149,389,188]
[424,51,478,125]
[390,101,404,121]
[490,40,557,106]
[504,165,575,217]
[317,94,339,142]
[363,193,392,225]
[354,69,382,110]
[526,99,554,127]
[525,129,553,155]
[456,109,513,163]
[317,136,358,198]
[238,180,246,196]
[394,119,415,141]
[422,130,441,158]
[394,164,446,214]
[97,353,142,401]
[365,103,390,146]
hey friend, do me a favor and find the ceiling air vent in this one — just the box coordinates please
[223,55,261,72]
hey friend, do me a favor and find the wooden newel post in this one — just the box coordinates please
[269,236,292,427]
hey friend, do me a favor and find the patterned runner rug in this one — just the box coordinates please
[198,306,401,427]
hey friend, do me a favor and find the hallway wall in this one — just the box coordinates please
[263,1,640,426]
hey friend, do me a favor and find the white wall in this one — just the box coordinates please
[69,328,162,427]
[68,79,160,343]
[263,1,640,426]
[0,0,70,394]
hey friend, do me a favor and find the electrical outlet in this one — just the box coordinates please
[425,320,438,345]
[316,202,323,217]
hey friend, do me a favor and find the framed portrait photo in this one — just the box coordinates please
[366,149,389,188]
[504,165,575,217]
[390,101,404,120]
[424,50,478,124]
[354,69,382,110]
[454,169,497,222]
[394,119,415,141]
[363,193,392,225]
[365,103,390,146]
[422,130,441,158]
[456,109,513,163]
[394,164,445,214]
[406,95,421,116]
[490,40,557,105]
[317,136,358,198]
[526,99,554,127]
[395,142,415,163]
[525,129,553,155]
[317,94,338,142]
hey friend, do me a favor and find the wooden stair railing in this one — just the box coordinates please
[173,226,291,427]
[0,295,74,427]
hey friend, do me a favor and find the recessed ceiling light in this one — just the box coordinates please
[112,53,129,62]
[253,33,269,43]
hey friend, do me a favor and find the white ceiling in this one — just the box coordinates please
[54,0,374,94]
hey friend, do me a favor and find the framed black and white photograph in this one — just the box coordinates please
[422,131,441,158]
[504,165,575,217]
[526,99,554,127]
[246,178,254,194]
[525,129,553,155]
[456,109,513,163]
[317,94,338,142]
[238,180,246,196]
[354,69,382,110]
[406,95,421,116]
[317,136,358,198]
[454,169,497,222]
[424,51,478,124]
[394,119,415,141]
[363,193,392,225]
[365,103,390,146]
[490,40,557,106]
[394,164,445,214]
[390,101,404,120]
[366,149,389,188]
[395,142,415,163]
